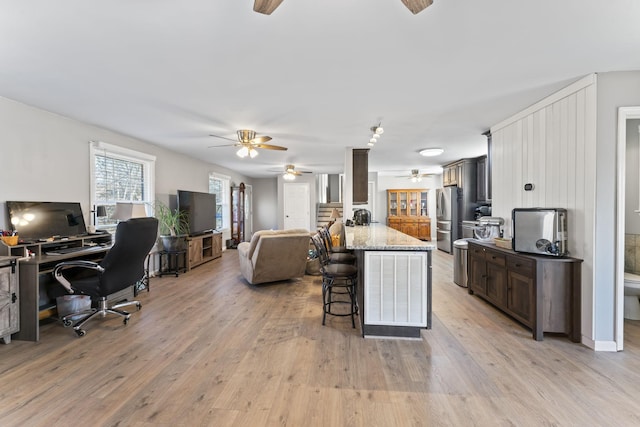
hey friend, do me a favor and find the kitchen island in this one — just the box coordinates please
[345,223,436,338]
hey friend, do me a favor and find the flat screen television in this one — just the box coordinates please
[177,190,216,236]
[6,201,88,242]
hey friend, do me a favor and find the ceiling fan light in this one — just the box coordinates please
[283,172,296,181]
[419,148,444,157]
[237,146,249,158]
[249,147,258,158]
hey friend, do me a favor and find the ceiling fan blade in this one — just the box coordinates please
[401,0,433,15]
[208,143,239,148]
[209,134,239,142]
[251,135,272,144]
[254,0,284,15]
[254,143,288,151]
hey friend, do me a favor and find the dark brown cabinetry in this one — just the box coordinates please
[353,148,369,204]
[468,240,581,342]
[476,155,490,203]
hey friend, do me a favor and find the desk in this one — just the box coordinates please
[0,234,113,342]
[15,246,110,341]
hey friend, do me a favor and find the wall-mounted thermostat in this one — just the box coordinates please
[524,183,534,191]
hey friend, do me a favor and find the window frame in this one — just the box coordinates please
[209,172,230,232]
[90,141,156,231]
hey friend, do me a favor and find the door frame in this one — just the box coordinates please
[615,106,640,350]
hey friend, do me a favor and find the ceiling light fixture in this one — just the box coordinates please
[419,148,444,157]
[283,172,296,181]
[236,146,249,158]
[375,126,384,135]
[237,146,259,158]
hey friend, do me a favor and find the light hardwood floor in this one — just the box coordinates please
[1,249,640,426]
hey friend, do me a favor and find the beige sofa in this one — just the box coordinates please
[238,229,311,285]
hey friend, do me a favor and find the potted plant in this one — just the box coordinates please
[152,201,189,252]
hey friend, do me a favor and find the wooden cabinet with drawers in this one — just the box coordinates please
[386,189,430,240]
[468,240,581,342]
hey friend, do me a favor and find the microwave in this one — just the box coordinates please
[512,208,568,256]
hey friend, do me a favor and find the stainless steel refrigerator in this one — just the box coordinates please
[436,187,460,253]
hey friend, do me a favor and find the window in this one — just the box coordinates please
[209,173,230,230]
[90,141,156,231]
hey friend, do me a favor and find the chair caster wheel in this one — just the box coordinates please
[75,329,86,337]
[136,303,142,311]
[63,319,73,327]
[123,317,130,325]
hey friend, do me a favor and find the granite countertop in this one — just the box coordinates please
[345,223,436,251]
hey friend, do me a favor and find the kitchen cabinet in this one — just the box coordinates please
[387,189,430,240]
[442,159,477,197]
[352,148,369,204]
[476,155,491,203]
[468,240,581,342]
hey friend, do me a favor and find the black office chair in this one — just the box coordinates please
[52,217,158,337]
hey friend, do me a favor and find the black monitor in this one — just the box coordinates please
[6,201,88,242]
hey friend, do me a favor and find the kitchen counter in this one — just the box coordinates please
[345,223,434,338]
[345,223,436,251]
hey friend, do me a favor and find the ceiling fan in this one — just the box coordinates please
[209,129,287,158]
[273,164,312,180]
[254,0,433,15]
[396,169,433,182]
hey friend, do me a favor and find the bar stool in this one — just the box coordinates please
[313,232,355,264]
[312,234,358,327]
[321,225,351,254]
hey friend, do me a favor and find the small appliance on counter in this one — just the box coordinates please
[512,208,567,256]
[474,217,504,241]
[353,209,371,226]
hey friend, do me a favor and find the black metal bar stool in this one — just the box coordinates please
[312,234,358,327]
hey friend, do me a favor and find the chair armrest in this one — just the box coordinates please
[53,261,105,293]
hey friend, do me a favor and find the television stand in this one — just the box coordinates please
[186,231,222,270]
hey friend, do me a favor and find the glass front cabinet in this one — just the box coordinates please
[387,189,430,240]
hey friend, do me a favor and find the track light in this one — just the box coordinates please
[375,126,384,135]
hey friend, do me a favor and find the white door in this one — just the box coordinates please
[284,182,310,230]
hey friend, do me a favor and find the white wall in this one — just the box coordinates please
[491,71,640,350]
[491,74,598,346]
[252,178,278,231]
[0,95,256,244]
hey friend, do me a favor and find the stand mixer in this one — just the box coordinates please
[474,217,504,241]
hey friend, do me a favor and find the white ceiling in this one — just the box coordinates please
[2,1,640,178]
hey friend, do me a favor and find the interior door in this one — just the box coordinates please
[284,182,310,230]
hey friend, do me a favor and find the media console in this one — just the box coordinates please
[0,234,116,341]
[187,231,222,270]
